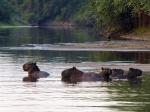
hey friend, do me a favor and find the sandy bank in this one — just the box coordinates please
[120,32,150,41]
[58,40,150,49]
[14,40,150,51]
[1,40,150,51]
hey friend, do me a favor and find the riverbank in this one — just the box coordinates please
[2,39,149,52]
[59,40,150,49]
[120,32,150,41]
[19,39,149,50]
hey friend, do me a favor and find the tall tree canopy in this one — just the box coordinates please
[90,0,150,33]
[0,0,17,23]
[0,0,150,33]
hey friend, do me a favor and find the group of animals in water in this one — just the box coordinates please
[23,61,143,84]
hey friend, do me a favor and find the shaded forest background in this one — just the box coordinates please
[0,0,150,34]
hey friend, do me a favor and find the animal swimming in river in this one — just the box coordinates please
[111,68,125,79]
[61,67,112,83]
[102,67,143,84]
[22,61,50,82]
[126,68,142,82]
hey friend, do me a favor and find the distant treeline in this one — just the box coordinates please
[0,0,89,25]
[0,0,150,32]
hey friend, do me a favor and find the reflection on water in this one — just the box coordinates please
[108,74,150,112]
[0,27,150,112]
[0,27,100,47]
[0,50,150,64]
[0,54,150,112]
[0,27,149,64]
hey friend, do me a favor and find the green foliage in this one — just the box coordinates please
[0,0,150,32]
[0,0,16,23]
[72,0,92,26]
[90,0,129,32]
[134,27,150,34]
[90,0,150,33]
[13,0,89,25]
[127,0,150,14]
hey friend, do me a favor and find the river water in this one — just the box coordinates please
[0,27,150,112]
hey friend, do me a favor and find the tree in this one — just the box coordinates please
[0,0,16,23]
[90,0,150,34]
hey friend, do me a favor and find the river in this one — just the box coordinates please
[0,27,150,112]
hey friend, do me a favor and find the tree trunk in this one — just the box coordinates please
[138,11,150,28]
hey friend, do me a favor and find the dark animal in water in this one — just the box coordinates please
[111,68,125,79]
[22,62,49,82]
[100,67,125,81]
[61,67,128,83]
[61,67,112,83]
[61,66,143,84]
[101,67,142,81]
[126,68,142,81]
[100,67,112,82]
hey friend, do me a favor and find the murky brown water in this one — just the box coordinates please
[0,27,150,112]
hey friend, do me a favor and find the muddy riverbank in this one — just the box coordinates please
[120,31,150,41]
[12,40,150,51]
[57,40,150,49]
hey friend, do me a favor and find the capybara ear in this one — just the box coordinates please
[129,68,133,71]
[33,62,36,65]
[101,67,104,70]
[72,67,76,70]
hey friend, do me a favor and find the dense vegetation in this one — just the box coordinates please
[0,0,150,34]
[90,0,150,35]
[0,0,89,25]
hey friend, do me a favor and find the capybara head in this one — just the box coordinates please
[111,69,125,79]
[101,67,112,75]
[100,67,112,82]
[127,68,142,80]
[61,67,83,83]
[23,61,40,73]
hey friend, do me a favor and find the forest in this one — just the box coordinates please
[0,0,150,34]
